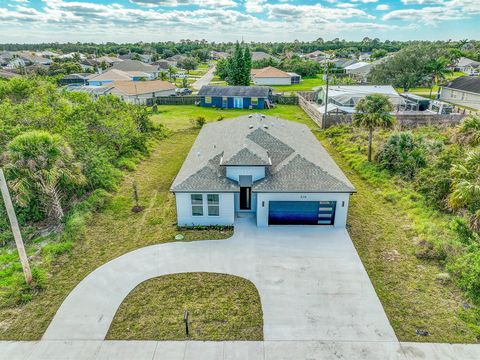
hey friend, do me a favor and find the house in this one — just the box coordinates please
[59,73,91,86]
[119,53,151,63]
[4,57,25,70]
[108,80,176,105]
[64,85,113,99]
[314,85,406,110]
[198,86,272,109]
[303,50,327,59]
[330,58,358,69]
[439,76,480,110]
[95,56,123,66]
[454,57,480,74]
[88,69,152,86]
[210,51,229,60]
[170,115,355,227]
[251,52,278,62]
[17,52,53,66]
[251,66,301,86]
[111,59,159,78]
[344,59,385,82]
[151,59,174,70]
[79,59,97,72]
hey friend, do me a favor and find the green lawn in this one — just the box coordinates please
[107,273,263,341]
[270,75,326,92]
[151,104,314,131]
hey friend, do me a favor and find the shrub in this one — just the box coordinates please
[453,115,480,147]
[191,116,206,128]
[375,132,426,179]
[448,250,480,303]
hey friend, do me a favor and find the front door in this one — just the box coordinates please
[233,97,243,109]
[240,187,251,210]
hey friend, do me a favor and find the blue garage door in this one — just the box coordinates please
[268,201,336,225]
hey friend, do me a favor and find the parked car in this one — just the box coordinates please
[176,88,192,96]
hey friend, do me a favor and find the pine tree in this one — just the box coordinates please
[243,46,252,86]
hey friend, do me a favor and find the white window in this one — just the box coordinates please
[208,194,219,216]
[191,194,203,216]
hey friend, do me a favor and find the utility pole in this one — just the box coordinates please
[0,168,32,285]
[323,65,331,130]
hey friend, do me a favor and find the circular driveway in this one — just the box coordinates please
[43,218,396,342]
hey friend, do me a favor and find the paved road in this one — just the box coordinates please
[42,218,395,342]
[192,66,215,90]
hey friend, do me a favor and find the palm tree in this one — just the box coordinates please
[448,149,480,232]
[353,94,396,162]
[4,131,85,223]
[426,57,451,98]
[167,65,177,81]
[454,115,480,147]
[158,71,168,81]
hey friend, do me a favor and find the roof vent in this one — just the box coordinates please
[249,125,254,129]
[197,152,201,157]
[263,125,269,129]
[248,114,253,118]
[261,114,266,119]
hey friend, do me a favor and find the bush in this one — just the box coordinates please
[191,116,206,128]
[375,132,426,179]
[448,250,480,303]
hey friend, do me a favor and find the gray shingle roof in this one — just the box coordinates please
[198,86,271,98]
[111,59,157,73]
[444,76,480,95]
[171,115,355,193]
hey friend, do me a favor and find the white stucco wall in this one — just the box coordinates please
[175,192,235,226]
[440,88,480,110]
[253,77,291,86]
[225,166,266,182]
[256,192,351,227]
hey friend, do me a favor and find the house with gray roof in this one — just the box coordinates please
[198,86,272,109]
[171,115,355,227]
[439,76,480,110]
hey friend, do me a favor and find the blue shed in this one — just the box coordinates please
[198,86,272,109]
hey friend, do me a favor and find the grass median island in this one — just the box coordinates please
[107,273,263,341]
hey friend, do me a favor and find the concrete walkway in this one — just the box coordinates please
[192,66,215,90]
[43,218,395,342]
[2,340,480,359]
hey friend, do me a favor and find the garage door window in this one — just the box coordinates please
[191,194,203,216]
[207,194,219,216]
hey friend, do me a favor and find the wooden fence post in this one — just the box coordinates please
[0,168,32,285]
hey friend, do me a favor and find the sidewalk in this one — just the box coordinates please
[1,340,480,360]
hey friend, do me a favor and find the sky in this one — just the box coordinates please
[0,0,478,43]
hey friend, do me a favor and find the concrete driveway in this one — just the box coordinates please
[43,217,396,342]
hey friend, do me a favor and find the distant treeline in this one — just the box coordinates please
[1,39,479,60]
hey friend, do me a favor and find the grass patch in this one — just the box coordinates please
[271,75,326,92]
[315,126,479,343]
[0,129,232,340]
[150,104,314,131]
[107,273,263,341]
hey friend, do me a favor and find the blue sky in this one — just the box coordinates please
[0,0,478,43]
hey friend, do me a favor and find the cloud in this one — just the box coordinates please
[382,6,464,24]
[375,4,389,10]
[265,3,374,21]
[128,0,237,8]
[245,0,266,13]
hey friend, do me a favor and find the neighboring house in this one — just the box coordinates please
[119,53,151,63]
[344,59,384,82]
[210,51,229,60]
[4,57,25,70]
[358,52,372,61]
[251,52,278,62]
[109,80,176,105]
[170,115,355,227]
[151,59,174,70]
[96,56,123,66]
[80,59,96,71]
[0,69,20,79]
[251,66,301,86]
[0,51,13,66]
[17,52,53,66]
[303,50,327,59]
[35,50,59,58]
[331,58,358,69]
[59,73,92,86]
[198,86,272,109]
[112,59,159,78]
[439,76,480,110]
[64,85,113,99]
[454,57,480,74]
[88,69,152,86]
[314,85,406,110]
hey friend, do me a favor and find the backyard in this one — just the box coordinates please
[0,104,478,343]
